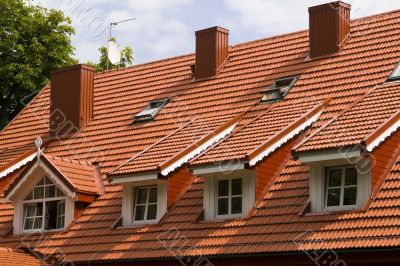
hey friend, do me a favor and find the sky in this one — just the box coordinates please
[32,0,400,65]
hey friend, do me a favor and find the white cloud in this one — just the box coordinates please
[31,0,400,64]
[223,0,400,37]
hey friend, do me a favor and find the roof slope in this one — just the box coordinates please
[296,82,400,152]
[34,147,400,262]
[0,248,47,266]
[43,155,99,194]
[0,7,400,263]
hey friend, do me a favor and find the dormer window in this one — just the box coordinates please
[120,180,167,227]
[388,62,400,81]
[325,166,357,210]
[307,161,371,213]
[200,170,255,220]
[217,177,243,217]
[260,76,298,103]
[133,186,158,222]
[22,177,66,232]
[134,98,169,123]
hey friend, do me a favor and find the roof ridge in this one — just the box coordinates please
[95,53,194,77]
[44,154,92,167]
[93,8,400,79]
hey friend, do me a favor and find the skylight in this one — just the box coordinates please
[388,62,400,81]
[260,76,298,103]
[134,99,169,123]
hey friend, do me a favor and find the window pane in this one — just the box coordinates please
[24,218,34,230]
[36,203,43,216]
[37,177,45,185]
[34,187,44,199]
[45,177,52,185]
[327,188,341,207]
[26,205,37,217]
[134,205,146,221]
[392,64,400,78]
[33,218,42,229]
[147,204,157,220]
[343,187,357,205]
[328,169,342,187]
[149,188,157,203]
[56,188,65,197]
[136,189,147,204]
[345,168,357,186]
[57,216,65,229]
[218,180,229,197]
[57,202,65,216]
[45,185,56,198]
[25,191,33,201]
[231,178,242,196]
[45,201,58,230]
[231,197,242,214]
[218,198,229,215]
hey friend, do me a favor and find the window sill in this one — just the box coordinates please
[303,208,365,217]
[17,228,65,236]
[199,216,247,223]
[115,222,159,230]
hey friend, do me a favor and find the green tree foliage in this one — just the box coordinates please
[86,38,133,72]
[0,0,76,130]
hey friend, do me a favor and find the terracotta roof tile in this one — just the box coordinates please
[0,8,400,263]
[0,248,47,266]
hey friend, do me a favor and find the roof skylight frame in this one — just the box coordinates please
[260,76,299,103]
[134,98,170,123]
[388,62,400,81]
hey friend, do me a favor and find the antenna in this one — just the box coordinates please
[107,18,136,70]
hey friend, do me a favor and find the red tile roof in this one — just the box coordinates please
[0,248,47,266]
[0,7,400,264]
[42,154,100,195]
[295,82,400,152]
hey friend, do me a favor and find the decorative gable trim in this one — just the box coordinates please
[296,148,362,164]
[0,152,35,179]
[160,121,238,176]
[362,110,400,152]
[248,100,329,166]
[5,158,76,202]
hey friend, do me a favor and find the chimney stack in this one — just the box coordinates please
[195,26,229,79]
[309,1,351,58]
[50,64,95,136]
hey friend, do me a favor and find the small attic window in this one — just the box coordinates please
[388,62,400,81]
[260,76,298,103]
[134,98,169,123]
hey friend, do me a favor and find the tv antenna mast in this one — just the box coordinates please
[107,18,136,70]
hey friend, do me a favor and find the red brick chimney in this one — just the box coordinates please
[50,64,95,136]
[309,1,351,58]
[195,26,229,79]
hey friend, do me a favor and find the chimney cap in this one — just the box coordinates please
[51,64,95,75]
[309,1,351,12]
[195,26,229,36]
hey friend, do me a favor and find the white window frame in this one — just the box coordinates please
[11,163,75,235]
[121,179,167,227]
[215,176,244,219]
[324,166,358,211]
[21,177,67,233]
[389,62,400,80]
[203,170,255,220]
[132,186,158,224]
[310,160,371,213]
